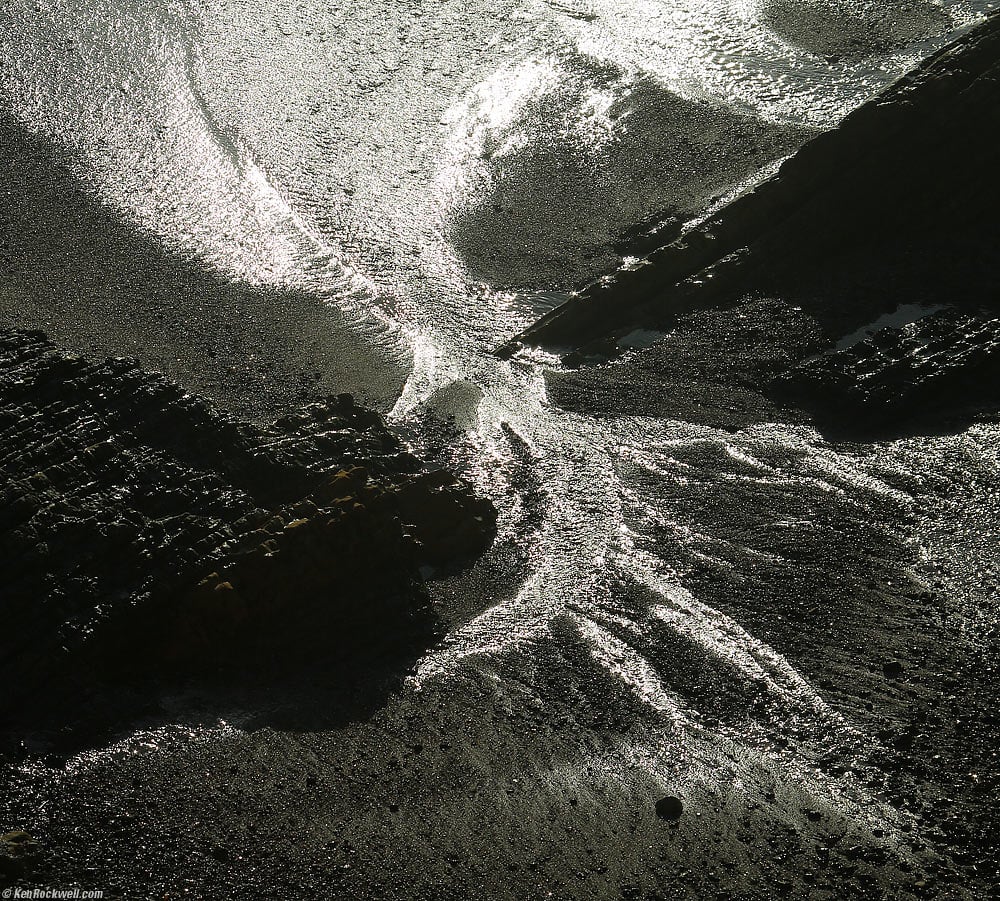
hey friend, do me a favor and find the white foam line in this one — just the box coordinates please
[574,613,691,724]
[631,551,828,711]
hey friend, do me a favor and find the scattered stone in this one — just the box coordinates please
[655,796,684,821]
[883,661,905,679]
[0,830,42,881]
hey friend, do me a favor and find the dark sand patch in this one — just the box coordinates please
[760,0,954,60]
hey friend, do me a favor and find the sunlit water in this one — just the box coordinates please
[2,0,997,838]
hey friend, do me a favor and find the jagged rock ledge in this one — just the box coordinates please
[498,10,1000,355]
[0,329,496,728]
[773,311,1000,436]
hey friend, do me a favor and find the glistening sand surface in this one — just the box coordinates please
[2,2,999,898]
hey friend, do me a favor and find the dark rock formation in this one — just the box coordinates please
[0,329,496,725]
[500,11,1000,355]
[773,311,1000,435]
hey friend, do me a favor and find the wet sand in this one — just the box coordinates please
[0,113,410,422]
[2,3,999,900]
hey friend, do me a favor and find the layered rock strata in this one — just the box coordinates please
[0,329,496,720]
[774,311,1000,434]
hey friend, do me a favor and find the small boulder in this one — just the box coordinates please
[883,660,904,679]
[655,795,684,821]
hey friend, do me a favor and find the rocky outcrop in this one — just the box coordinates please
[772,311,1000,435]
[0,330,496,721]
[499,11,1000,355]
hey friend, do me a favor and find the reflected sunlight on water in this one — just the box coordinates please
[2,0,996,833]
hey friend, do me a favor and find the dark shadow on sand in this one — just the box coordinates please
[0,112,407,422]
[760,0,954,61]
